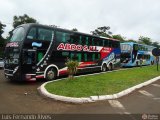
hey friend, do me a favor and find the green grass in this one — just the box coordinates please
[45,65,160,97]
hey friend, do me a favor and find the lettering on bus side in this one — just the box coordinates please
[57,43,98,52]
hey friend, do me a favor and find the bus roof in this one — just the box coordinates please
[19,23,120,42]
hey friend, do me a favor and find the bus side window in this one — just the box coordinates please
[56,31,70,43]
[72,34,79,44]
[79,35,86,45]
[88,37,92,46]
[87,53,92,61]
[23,51,36,64]
[113,41,120,48]
[92,53,95,61]
[98,39,103,46]
[77,53,82,62]
[38,28,53,41]
[70,53,78,61]
[92,38,97,46]
[50,52,69,62]
[86,37,89,45]
[104,39,109,47]
[69,52,82,62]
[95,39,99,46]
[84,53,87,62]
[38,52,44,62]
[137,54,142,59]
[108,40,112,47]
[92,53,100,61]
[27,27,36,39]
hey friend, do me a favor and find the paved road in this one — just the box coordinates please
[0,69,160,115]
[0,69,73,114]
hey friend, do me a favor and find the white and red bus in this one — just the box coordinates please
[4,23,121,81]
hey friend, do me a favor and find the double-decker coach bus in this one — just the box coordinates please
[4,23,121,81]
[120,42,155,67]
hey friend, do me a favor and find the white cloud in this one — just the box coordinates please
[0,0,160,43]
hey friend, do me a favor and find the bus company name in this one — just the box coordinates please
[57,43,98,52]
[6,42,19,47]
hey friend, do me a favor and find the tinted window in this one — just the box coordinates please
[79,35,88,45]
[10,27,25,42]
[27,27,36,39]
[92,38,95,46]
[113,41,120,48]
[50,51,69,62]
[56,31,70,43]
[104,39,109,47]
[94,38,103,46]
[108,40,113,47]
[38,28,53,41]
[137,54,142,59]
[77,53,82,62]
[70,34,79,44]
[81,52,100,62]
[37,50,46,62]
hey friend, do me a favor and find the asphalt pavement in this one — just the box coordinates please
[0,69,160,116]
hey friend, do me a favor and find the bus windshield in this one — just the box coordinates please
[5,48,20,64]
[121,53,131,59]
[10,27,25,42]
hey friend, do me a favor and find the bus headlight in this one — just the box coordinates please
[13,66,19,74]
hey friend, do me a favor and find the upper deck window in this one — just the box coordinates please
[27,27,36,39]
[38,28,53,41]
[121,44,131,51]
[56,31,70,43]
[10,27,25,42]
[27,27,54,41]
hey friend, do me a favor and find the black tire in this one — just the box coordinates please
[136,62,139,67]
[108,64,113,71]
[151,61,154,65]
[102,64,107,72]
[46,67,57,81]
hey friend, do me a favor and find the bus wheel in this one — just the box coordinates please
[108,64,113,71]
[46,67,57,81]
[136,62,139,66]
[151,61,154,65]
[102,64,107,72]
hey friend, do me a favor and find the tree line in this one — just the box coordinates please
[90,26,160,48]
[0,14,159,57]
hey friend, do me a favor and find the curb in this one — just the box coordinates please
[38,76,160,104]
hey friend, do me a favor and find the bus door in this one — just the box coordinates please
[22,49,37,81]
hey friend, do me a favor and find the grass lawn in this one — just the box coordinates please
[45,65,160,97]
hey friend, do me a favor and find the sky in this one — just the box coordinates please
[0,0,160,42]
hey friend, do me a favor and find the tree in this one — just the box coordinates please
[152,41,160,48]
[0,21,6,39]
[13,14,37,28]
[126,39,137,43]
[0,21,6,57]
[65,59,79,80]
[138,36,152,45]
[49,25,58,28]
[71,28,78,32]
[7,14,38,40]
[112,34,125,41]
[91,26,112,38]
